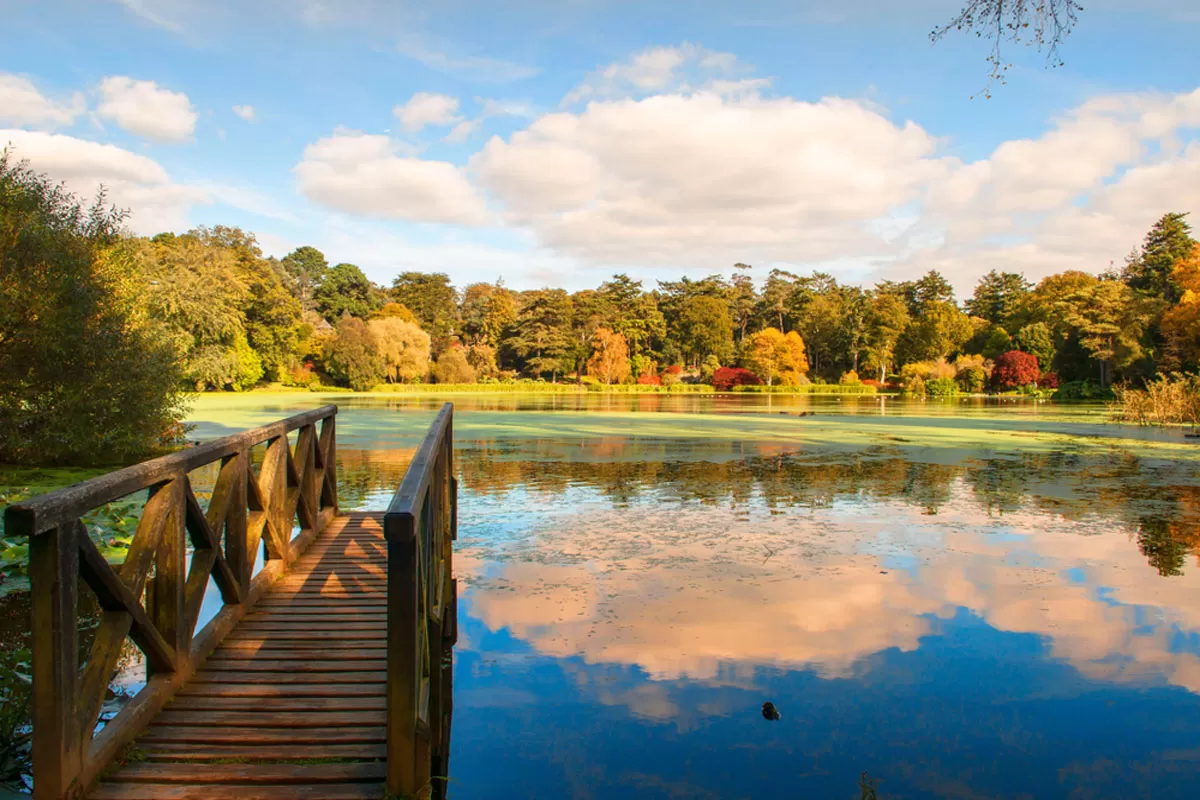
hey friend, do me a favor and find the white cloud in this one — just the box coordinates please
[232,104,255,122]
[96,76,197,143]
[0,74,86,129]
[897,87,1200,288]
[472,91,942,268]
[393,92,461,132]
[457,50,1200,291]
[113,0,188,32]
[294,128,490,224]
[0,128,205,232]
[563,43,758,105]
[443,97,535,143]
[396,33,538,82]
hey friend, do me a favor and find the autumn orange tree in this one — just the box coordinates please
[1162,244,1200,370]
[745,328,809,386]
[586,327,631,385]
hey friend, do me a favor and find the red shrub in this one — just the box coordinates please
[712,366,760,391]
[637,373,662,385]
[991,350,1041,390]
[1039,371,1059,389]
[861,379,883,389]
[665,365,683,375]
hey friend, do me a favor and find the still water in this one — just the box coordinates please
[190,393,1200,799]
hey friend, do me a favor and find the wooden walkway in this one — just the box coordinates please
[90,513,389,800]
[12,405,457,800]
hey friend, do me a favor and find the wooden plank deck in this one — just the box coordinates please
[89,512,390,800]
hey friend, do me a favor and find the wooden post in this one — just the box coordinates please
[25,519,80,800]
[262,435,289,560]
[148,479,188,673]
[320,415,338,514]
[385,505,422,797]
[224,450,249,601]
[11,405,340,799]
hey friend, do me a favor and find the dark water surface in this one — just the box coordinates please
[187,394,1200,799]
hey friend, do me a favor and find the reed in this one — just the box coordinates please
[1111,374,1200,427]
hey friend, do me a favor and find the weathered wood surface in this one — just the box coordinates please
[10,406,341,800]
[16,404,457,800]
[89,513,396,800]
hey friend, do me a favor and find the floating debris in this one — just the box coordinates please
[762,702,781,721]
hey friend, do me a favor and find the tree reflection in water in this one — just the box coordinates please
[247,423,1200,798]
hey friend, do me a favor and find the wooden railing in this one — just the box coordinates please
[7,406,339,800]
[384,402,457,799]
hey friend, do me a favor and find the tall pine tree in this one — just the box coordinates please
[1123,212,1196,302]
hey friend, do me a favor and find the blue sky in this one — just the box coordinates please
[1,0,1198,294]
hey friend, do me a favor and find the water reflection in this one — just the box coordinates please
[181,396,1200,798]
[447,440,1200,798]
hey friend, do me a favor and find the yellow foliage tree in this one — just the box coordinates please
[745,328,809,387]
[1163,245,1200,367]
[586,327,631,385]
[432,345,477,384]
[371,302,417,323]
[366,317,430,383]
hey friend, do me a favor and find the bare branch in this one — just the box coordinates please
[931,0,1084,98]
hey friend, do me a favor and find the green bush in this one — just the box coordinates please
[903,375,927,397]
[1,645,32,792]
[1053,381,1115,401]
[956,366,987,393]
[926,377,958,397]
[0,155,188,465]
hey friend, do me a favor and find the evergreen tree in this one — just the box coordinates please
[966,270,1031,325]
[279,245,329,312]
[1123,212,1196,302]
[316,262,379,322]
[392,272,459,351]
[508,289,574,380]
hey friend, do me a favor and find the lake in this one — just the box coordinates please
[191,393,1200,797]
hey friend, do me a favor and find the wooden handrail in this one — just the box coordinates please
[8,406,339,800]
[384,403,457,798]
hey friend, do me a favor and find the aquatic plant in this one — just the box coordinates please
[0,646,31,794]
[1111,374,1200,426]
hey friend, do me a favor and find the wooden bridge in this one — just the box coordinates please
[9,404,457,800]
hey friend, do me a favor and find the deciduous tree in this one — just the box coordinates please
[586,327,632,385]
[991,350,1040,391]
[367,317,430,383]
[745,328,809,386]
[325,315,385,391]
[432,345,476,384]
[0,154,186,464]
[675,295,733,366]
[1159,245,1200,370]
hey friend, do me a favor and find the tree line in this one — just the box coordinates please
[106,211,1198,398]
[3,153,1199,463]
